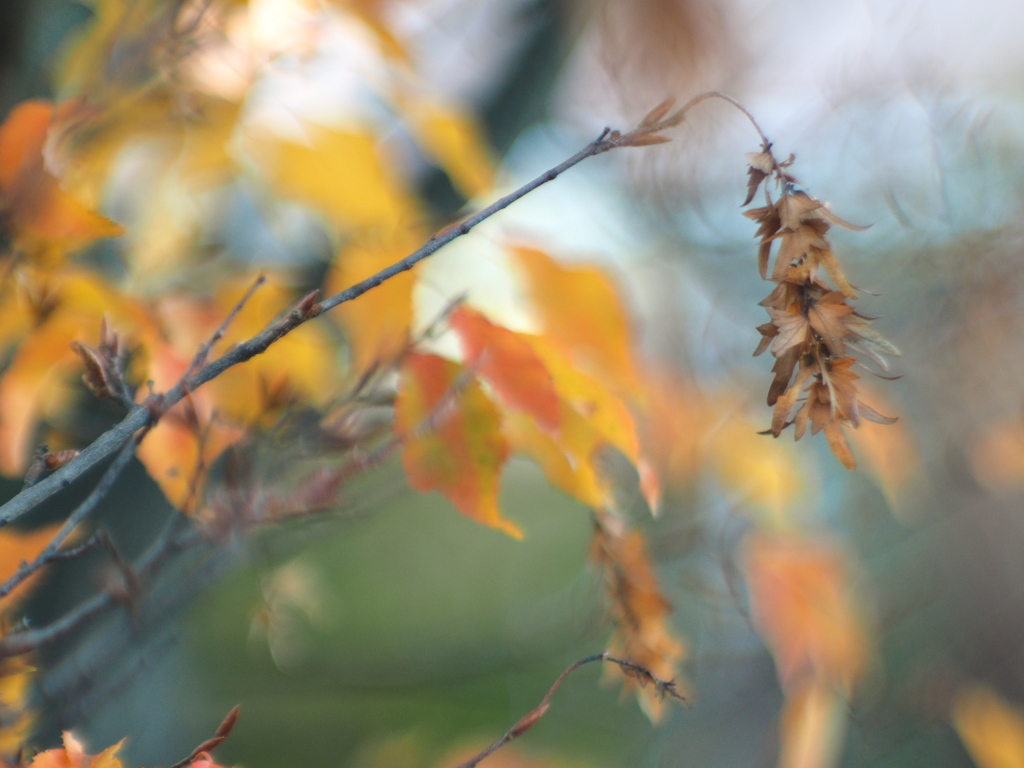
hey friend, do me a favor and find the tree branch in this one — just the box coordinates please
[452,652,687,768]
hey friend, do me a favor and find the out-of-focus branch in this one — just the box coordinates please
[452,652,687,768]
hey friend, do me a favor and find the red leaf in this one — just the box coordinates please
[450,306,560,431]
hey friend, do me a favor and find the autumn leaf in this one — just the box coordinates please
[591,516,687,721]
[0,101,123,263]
[326,229,422,373]
[0,524,62,614]
[778,680,849,768]
[404,97,495,198]
[246,123,416,235]
[513,247,642,397]
[0,657,35,758]
[0,269,154,474]
[450,306,561,432]
[953,683,1024,768]
[27,732,124,768]
[396,352,520,538]
[744,532,870,692]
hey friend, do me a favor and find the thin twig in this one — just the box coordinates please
[0,513,199,657]
[167,705,240,768]
[185,273,267,378]
[0,436,141,601]
[452,652,687,768]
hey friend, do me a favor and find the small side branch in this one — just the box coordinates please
[452,652,687,768]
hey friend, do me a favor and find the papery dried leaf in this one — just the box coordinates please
[69,341,119,400]
[814,246,857,299]
[772,365,814,436]
[825,421,856,469]
[641,98,677,128]
[817,205,870,232]
[768,347,801,406]
[754,321,779,357]
[808,293,855,356]
[773,223,828,281]
[767,307,811,358]
[624,133,672,147]
[778,193,824,231]
[743,150,774,207]
[856,401,896,425]
[592,519,687,721]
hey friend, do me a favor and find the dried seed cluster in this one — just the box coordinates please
[744,148,897,468]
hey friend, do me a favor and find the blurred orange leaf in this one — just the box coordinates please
[591,517,687,721]
[744,533,869,692]
[0,101,123,263]
[396,352,520,538]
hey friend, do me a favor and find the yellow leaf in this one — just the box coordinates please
[247,124,416,234]
[326,229,422,373]
[779,681,848,768]
[953,683,1024,768]
[0,657,35,758]
[405,98,494,198]
[707,415,805,525]
[514,247,641,397]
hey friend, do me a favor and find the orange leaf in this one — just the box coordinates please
[513,247,641,396]
[0,101,123,263]
[396,352,520,538]
[28,732,125,768]
[744,533,869,692]
[450,306,560,432]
